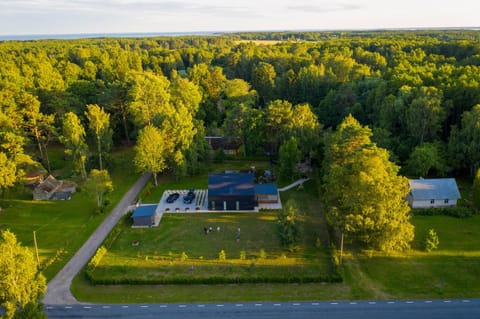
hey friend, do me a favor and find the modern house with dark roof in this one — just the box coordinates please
[255,184,279,204]
[131,205,158,227]
[407,178,461,208]
[208,173,255,211]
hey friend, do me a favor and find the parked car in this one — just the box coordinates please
[166,192,180,203]
[183,189,195,204]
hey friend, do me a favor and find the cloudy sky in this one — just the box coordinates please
[0,0,478,35]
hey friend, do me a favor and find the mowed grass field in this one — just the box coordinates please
[73,178,344,302]
[88,179,333,283]
[73,169,480,302]
[0,147,139,280]
[342,214,480,300]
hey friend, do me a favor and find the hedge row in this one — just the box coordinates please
[85,272,342,285]
[413,206,475,218]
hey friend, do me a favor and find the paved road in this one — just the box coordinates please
[45,299,480,319]
[43,173,151,305]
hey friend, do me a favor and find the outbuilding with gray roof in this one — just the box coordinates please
[407,178,461,208]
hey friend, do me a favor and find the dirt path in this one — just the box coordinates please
[43,173,151,305]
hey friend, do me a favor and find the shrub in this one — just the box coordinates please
[413,206,474,218]
[424,229,440,252]
[180,252,188,262]
[259,249,266,259]
[218,250,226,261]
[86,246,107,274]
[239,250,246,260]
[277,199,301,250]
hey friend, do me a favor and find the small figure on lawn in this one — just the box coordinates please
[236,227,241,242]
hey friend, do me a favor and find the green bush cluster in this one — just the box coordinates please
[85,272,342,285]
[413,207,474,218]
[86,246,107,274]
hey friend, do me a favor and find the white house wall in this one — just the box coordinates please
[410,199,458,208]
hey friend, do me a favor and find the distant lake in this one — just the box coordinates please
[0,31,220,41]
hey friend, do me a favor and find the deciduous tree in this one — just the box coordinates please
[405,142,446,177]
[60,112,88,179]
[323,115,414,252]
[279,137,300,181]
[134,125,170,186]
[0,152,16,197]
[20,92,56,172]
[85,104,112,170]
[86,169,113,211]
[127,72,172,128]
[277,199,301,251]
[0,230,47,319]
[448,104,480,174]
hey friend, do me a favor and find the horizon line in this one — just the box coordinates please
[1,26,479,41]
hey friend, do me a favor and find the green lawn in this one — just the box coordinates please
[88,178,334,284]
[73,177,342,301]
[0,147,140,280]
[74,182,480,302]
[341,214,480,300]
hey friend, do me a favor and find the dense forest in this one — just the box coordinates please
[1,30,480,191]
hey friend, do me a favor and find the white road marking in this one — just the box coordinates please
[312,303,319,306]
[102,306,110,309]
[83,306,91,309]
[216,304,224,307]
[293,303,301,306]
[179,305,186,308]
[406,301,414,304]
[121,306,129,308]
[235,304,244,307]
[350,302,358,305]
[65,306,72,309]
[463,300,471,303]
[369,302,376,305]
[140,305,149,308]
[160,305,168,308]
[387,301,395,304]
[255,304,263,307]
[425,301,433,304]
[444,300,452,303]
[198,305,205,308]
[330,302,339,305]
[274,304,282,306]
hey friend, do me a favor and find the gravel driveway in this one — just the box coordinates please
[43,173,151,305]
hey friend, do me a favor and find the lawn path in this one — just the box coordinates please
[278,177,310,192]
[43,173,151,305]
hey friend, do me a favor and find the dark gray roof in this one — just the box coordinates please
[409,178,461,200]
[208,173,255,196]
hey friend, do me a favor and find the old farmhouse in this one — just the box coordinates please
[407,178,461,208]
[32,175,77,200]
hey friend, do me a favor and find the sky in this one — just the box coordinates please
[0,0,479,36]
